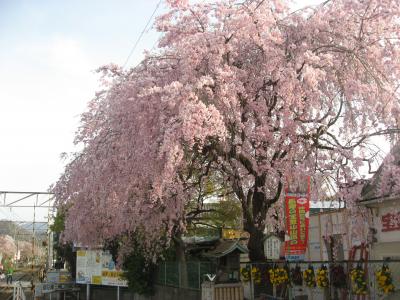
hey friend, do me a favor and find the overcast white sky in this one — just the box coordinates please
[0,0,166,193]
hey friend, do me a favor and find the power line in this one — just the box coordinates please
[123,0,163,68]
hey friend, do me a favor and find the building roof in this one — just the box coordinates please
[202,240,248,258]
[309,207,341,215]
[182,236,220,245]
[361,143,400,202]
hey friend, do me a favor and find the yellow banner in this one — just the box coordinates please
[222,229,248,239]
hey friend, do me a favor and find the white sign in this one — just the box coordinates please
[47,270,72,284]
[375,206,400,243]
[201,282,214,300]
[264,235,281,260]
[34,284,43,297]
[76,250,128,286]
[35,283,55,297]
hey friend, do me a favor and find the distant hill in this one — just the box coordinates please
[0,220,47,242]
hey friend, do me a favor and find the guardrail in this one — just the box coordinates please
[13,281,26,300]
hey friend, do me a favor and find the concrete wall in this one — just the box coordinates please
[74,284,200,300]
[150,285,200,300]
[366,199,400,260]
[371,242,400,260]
[305,210,350,261]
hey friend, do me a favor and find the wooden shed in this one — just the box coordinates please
[203,240,248,283]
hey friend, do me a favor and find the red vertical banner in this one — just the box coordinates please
[284,177,310,261]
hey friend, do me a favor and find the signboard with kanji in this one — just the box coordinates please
[264,235,282,260]
[381,211,400,232]
[76,250,127,286]
[284,177,310,261]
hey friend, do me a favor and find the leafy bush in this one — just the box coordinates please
[122,245,157,296]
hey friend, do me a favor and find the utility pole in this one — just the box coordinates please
[32,194,37,284]
[47,196,53,269]
[12,223,18,267]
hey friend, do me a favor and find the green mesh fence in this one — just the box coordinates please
[155,261,217,290]
[165,261,180,286]
[187,261,200,289]
[155,263,166,286]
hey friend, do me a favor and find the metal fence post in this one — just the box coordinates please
[178,261,181,288]
[250,264,254,300]
[86,283,90,300]
[164,261,167,285]
[198,261,201,290]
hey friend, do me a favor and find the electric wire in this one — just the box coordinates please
[122,0,163,68]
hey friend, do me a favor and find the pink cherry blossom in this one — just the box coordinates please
[53,0,400,261]
[0,235,16,259]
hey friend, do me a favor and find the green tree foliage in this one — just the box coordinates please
[122,241,157,296]
[185,174,242,236]
[49,211,65,233]
[50,211,76,277]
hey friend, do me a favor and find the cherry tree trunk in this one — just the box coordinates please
[174,233,188,288]
[243,187,268,262]
[247,226,266,261]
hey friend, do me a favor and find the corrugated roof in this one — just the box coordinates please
[182,236,220,245]
[361,143,400,201]
[202,240,248,258]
